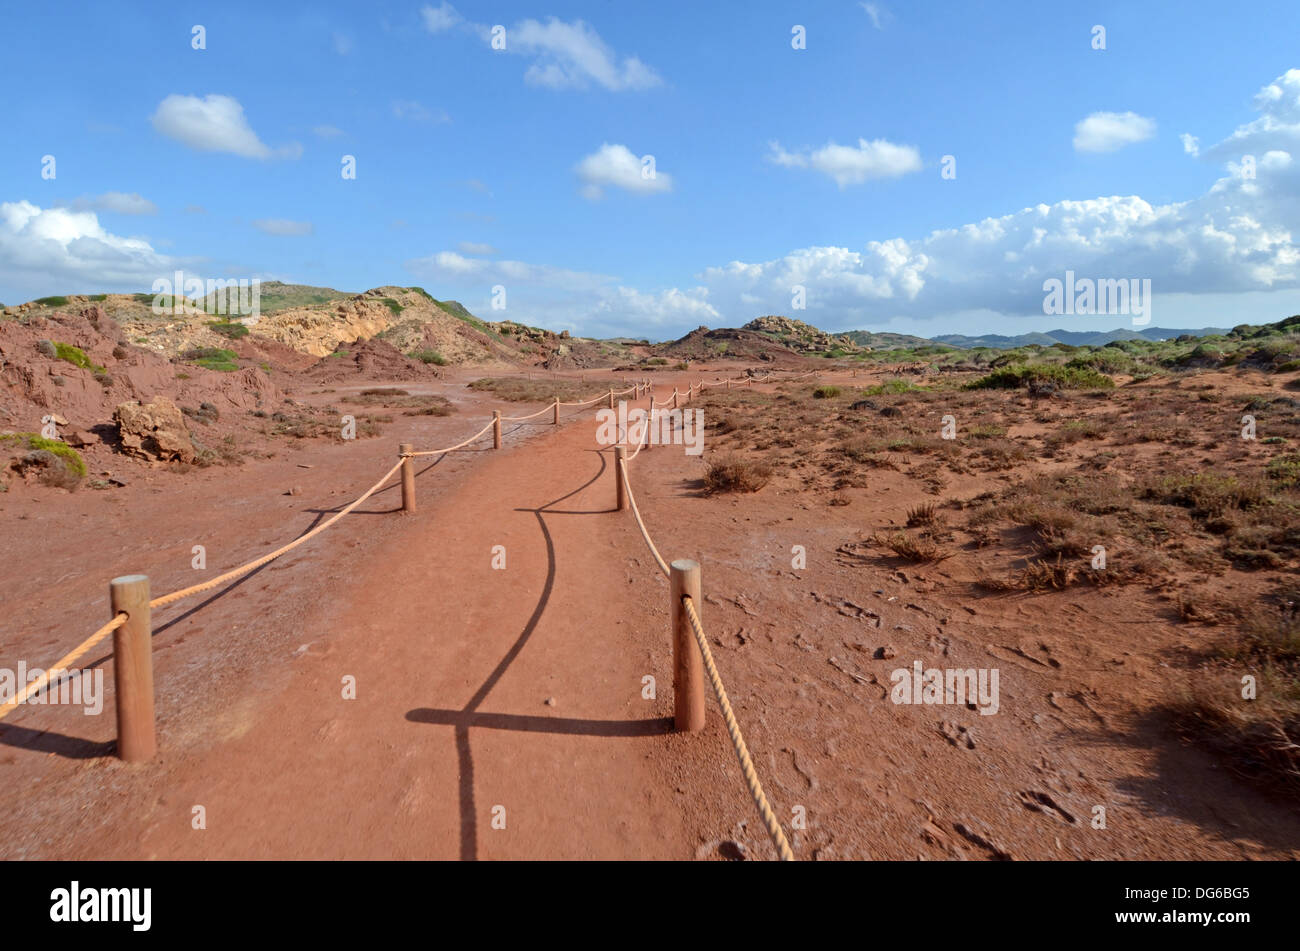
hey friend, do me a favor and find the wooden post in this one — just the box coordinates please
[614,447,627,511]
[672,388,679,409]
[110,574,155,762]
[670,560,706,732]
[608,388,614,409]
[727,378,731,390]
[553,398,560,425]
[493,411,502,449]
[400,443,415,513]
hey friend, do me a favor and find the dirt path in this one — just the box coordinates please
[2,385,709,859]
[4,367,1297,861]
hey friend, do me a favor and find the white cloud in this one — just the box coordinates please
[392,100,449,124]
[421,3,462,33]
[1073,111,1156,153]
[1181,133,1200,157]
[696,155,1300,330]
[1205,68,1300,159]
[406,251,613,293]
[252,219,313,237]
[860,3,888,29]
[507,18,662,91]
[403,249,713,336]
[0,200,178,295]
[457,241,497,255]
[61,192,158,216]
[151,94,301,159]
[575,144,673,199]
[768,138,922,187]
[585,286,719,335]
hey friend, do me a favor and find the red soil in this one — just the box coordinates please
[1,366,1297,860]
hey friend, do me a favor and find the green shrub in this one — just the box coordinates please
[34,295,69,307]
[379,297,404,315]
[964,364,1114,391]
[863,378,921,395]
[184,347,240,372]
[410,350,447,366]
[0,432,87,480]
[812,385,841,399]
[53,342,105,373]
[88,294,107,302]
[207,320,249,339]
[1267,453,1300,489]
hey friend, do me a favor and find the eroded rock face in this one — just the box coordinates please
[113,396,196,463]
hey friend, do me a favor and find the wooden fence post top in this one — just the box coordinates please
[671,558,700,574]
[111,573,149,587]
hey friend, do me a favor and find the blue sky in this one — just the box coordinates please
[4,0,1300,340]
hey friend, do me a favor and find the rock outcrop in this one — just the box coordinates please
[113,396,196,463]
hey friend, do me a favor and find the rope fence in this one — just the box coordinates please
[6,364,822,858]
[613,369,798,861]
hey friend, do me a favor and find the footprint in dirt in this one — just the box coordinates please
[1017,789,1077,824]
[939,721,976,750]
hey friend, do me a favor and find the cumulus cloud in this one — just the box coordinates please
[575,144,673,199]
[0,200,178,295]
[457,241,497,255]
[768,138,922,187]
[696,161,1300,330]
[1073,111,1156,152]
[152,94,301,159]
[1204,68,1300,159]
[1181,133,1200,157]
[252,219,313,236]
[60,192,158,216]
[403,249,714,337]
[584,286,719,336]
[507,18,661,91]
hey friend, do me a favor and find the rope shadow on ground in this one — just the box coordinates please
[405,446,652,860]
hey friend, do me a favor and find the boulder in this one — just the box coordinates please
[113,396,196,463]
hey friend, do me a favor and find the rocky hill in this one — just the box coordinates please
[2,283,628,370]
[742,315,866,355]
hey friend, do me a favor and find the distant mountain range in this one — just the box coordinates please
[837,326,1230,351]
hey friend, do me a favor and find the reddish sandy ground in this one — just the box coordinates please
[1,366,1298,860]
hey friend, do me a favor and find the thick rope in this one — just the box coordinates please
[404,419,497,457]
[500,404,554,422]
[557,393,609,407]
[681,594,795,862]
[0,457,406,721]
[0,614,127,721]
[150,459,405,609]
[617,459,670,578]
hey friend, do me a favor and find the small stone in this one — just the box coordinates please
[875,644,898,660]
[287,486,302,496]
[544,697,555,706]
